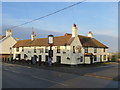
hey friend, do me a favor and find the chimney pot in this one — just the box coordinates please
[73,24,76,27]
[72,24,78,37]
[6,29,12,37]
[31,31,36,41]
[88,31,93,38]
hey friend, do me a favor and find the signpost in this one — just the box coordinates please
[48,34,54,66]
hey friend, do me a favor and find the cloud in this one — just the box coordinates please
[2,25,64,39]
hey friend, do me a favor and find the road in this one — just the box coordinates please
[2,62,119,88]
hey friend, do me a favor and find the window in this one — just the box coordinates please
[57,46,60,53]
[22,47,24,52]
[94,48,97,53]
[24,54,27,58]
[45,47,48,53]
[16,47,19,52]
[16,54,19,58]
[73,46,75,53]
[103,48,106,52]
[94,55,97,61]
[84,47,88,53]
[78,48,81,53]
[40,48,44,53]
[100,55,102,61]
[28,51,31,53]
[103,55,106,60]
[34,47,36,53]
[80,56,83,62]
[76,46,81,53]
[16,54,20,60]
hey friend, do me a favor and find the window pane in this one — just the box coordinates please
[94,48,97,53]
[84,47,88,53]
[73,46,75,53]
[45,47,48,53]
[16,47,19,52]
[57,46,60,53]
[104,55,106,60]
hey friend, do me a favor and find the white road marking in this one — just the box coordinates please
[84,74,113,80]
[4,68,20,74]
[10,70,20,74]
[99,66,112,68]
[31,75,67,86]
[4,63,32,69]
[14,64,32,69]
[4,69,9,71]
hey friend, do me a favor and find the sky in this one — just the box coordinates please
[1,1,118,52]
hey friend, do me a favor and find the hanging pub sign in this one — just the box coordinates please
[48,34,54,44]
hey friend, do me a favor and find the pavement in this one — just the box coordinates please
[2,62,119,88]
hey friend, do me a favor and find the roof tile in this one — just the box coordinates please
[13,33,108,48]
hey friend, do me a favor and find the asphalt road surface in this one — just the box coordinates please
[2,62,119,88]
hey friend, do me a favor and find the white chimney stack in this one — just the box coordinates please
[6,29,12,37]
[31,31,36,41]
[88,31,93,38]
[72,24,78,37]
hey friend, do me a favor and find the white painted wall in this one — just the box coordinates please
[69,36,84,65]
[83,47,108,63]
[84,56,91,64]
[13,37,108,65]
[0,36,17,54]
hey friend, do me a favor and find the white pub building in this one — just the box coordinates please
[13,24,108,65]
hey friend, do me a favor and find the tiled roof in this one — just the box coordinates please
[78,35,108,48]
[13,33,108,48]
[13,39,32,47]
[13,35,73,48]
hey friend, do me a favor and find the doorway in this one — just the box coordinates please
[39,55,42,65]
[17,54,21,60]
[32,55,37,64]
[90,56,93,64]
[56,56,61,64]
[45,55,48,62]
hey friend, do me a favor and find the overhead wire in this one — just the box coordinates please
[9,0,86,29]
